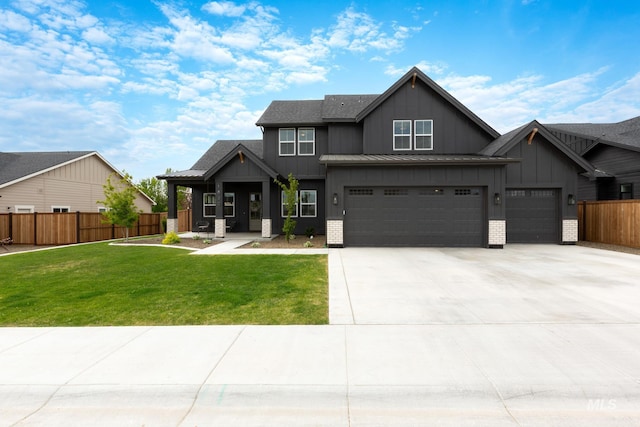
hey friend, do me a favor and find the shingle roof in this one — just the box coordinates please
[158,140,263,179]
[256,100,324,126]
[0,151,94,187]
[545,116,640,151]
[322,95,378,121]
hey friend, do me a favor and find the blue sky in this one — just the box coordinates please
[1,0,639,181]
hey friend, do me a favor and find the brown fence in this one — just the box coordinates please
[0,210,192,246]
[578,200,640,248]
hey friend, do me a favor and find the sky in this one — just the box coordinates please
[1,0,640,182]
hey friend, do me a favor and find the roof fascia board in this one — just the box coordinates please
[355,67,500,138]
[203,144,278,181]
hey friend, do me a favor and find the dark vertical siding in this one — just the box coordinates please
[550,130,597,154]
[269,179,325,236]
[327,123,363,154]
[361,80,495,155]
[583,145,640,200]
[262,126,328,178]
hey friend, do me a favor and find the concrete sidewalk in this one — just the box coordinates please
[2,244,640,426]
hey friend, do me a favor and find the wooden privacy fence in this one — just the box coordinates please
[0,209,192,246]
[578,200,640,248]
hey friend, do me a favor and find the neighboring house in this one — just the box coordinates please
[546,117,640,201]
[0,151,154,213]
[160,67,599,247]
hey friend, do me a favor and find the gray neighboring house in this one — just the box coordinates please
[160,67,600,247]
[0,151,154,213]
[546,116,640,201]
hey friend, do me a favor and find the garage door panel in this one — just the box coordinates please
[345,187,483,247]
[506,189,558,243]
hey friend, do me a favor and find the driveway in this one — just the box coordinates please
[329,244,640,325]
[2,244,640,426]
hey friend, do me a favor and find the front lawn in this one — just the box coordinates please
[0,243,327,326]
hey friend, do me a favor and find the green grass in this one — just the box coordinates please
[0,243,328,326]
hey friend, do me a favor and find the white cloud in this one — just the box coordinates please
[202,1,246,17]
[0,9,32,32]
[82,27,113,44]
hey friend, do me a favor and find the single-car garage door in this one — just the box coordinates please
[506,188,559,243]
[344,187,483,247]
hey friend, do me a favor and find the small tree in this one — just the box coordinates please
[98,173,141,242]
[137,176,167,213]
[274,173,299,244]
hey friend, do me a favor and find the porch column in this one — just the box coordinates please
[261,180,271,238]
[215,181,225,238]
[166,182,178,233]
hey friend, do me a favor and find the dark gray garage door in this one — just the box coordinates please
[506,189,559,243]
[344,187,483,247]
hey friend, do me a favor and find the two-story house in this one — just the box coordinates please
[160,67,598,247]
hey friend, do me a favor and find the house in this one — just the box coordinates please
[0,151,154,213]
[160,67,599,247]
[545,117,640,201]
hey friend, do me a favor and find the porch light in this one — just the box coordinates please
[567,194,576,205]
[333,193,339,205]
[493,192,501,205]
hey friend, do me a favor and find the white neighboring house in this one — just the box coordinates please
[0,151,154,213]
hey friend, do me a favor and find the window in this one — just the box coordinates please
[384,189,408,196]
[298,128,315,156]
[415,120,433,150]
[15,205,34,213]
[393,120,411,150]
[279,128,296,156]
[281,191,298,217]
[620,183,633,200]
[52,206,70,213]
[98,206,108,213]
[348,188,373,196]
[203,193,216,217]
[300,190,317,217]
[223,193,235,217]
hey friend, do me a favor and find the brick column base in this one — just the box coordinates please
[562,219,578,244]
[215,218,226,238]
[166,218,178,234]
[488,220,506,248]
[262,218,271,238]
[327,220,344,247]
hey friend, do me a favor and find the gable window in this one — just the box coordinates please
[52,206,70,213]
[281,191,298,217]
[203,193,216,217]
[298,128,315,156]
[223,192,235,217]
[393,120,411,150]
[415,120,433,150]
[279,128,296,156]
[300,190,317,217]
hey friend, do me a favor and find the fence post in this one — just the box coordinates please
[33,211,37,245]
[8,212,12,240]
[76,211,81,243]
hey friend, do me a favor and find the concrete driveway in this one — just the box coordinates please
[2,244,640,426]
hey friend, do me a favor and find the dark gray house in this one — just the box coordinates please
[546,117,640,201]
[160,67,600,247]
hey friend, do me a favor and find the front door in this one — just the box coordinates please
[249,192,262,231]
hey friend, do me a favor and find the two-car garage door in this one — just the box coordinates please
[344,187,483,247]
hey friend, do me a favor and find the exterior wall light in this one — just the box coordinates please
[493,192,501,205]
[333,193,339,205]
[568,194,576,205]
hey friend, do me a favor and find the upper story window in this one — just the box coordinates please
[393,119,433,151]
[298,128,315,156]
[415,120,433,150]
[279,127,315,157]
[393,120,411,151]
[279,128,296,156]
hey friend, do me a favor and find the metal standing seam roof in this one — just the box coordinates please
[319,153,520,166]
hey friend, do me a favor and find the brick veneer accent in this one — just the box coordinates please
[215,218,226,238]
[562,219,578,243]
[166,218,178,234]
[327,219,344,247]
[262,218,271,238]
[488,220,506,246]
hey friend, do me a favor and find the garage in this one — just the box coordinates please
[344,186,484,247]
[506,188,559,243]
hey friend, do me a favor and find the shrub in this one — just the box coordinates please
[305,227,315,238]
[162,231,181,245]
[251,241,262,248]
[192,234,201,240]
[304,240,313,248]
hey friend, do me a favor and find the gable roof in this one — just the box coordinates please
[479,120,603,176]
[203,142,278,181]
[0,151,94,187]
[545,116,640,153]
[355,67,501,139]
[321,95,378,122]
[256,100,324,126]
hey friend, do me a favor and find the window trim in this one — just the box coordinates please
[51,206,70,213]
[279,128,296,156]
[393,120,412,151]
[414,119,433,151]
[223,192,235,217]
[299,190,317,218]
[203,193,216,218]
[281,190,299,218]
[297,128,315,156]
[15,205,34,213]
